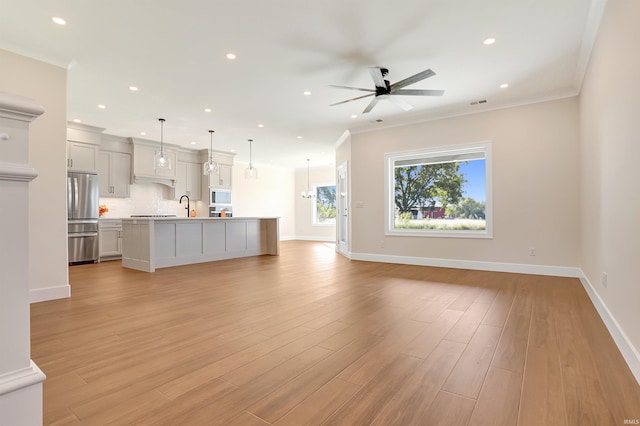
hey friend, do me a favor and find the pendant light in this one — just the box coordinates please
[301,158,315,198]
[244,139,258,179]
[203,129,218,175]
[154,118,171,169]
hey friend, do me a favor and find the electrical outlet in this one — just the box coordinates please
[602,272,608,287]
[380,240,385,248]
[528,247,536,256]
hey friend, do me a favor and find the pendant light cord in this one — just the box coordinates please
[209,130,214,162]
[159,118,165,153]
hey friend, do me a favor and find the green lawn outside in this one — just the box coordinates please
[395,218,486,231]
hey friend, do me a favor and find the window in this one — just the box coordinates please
[385,142,492,238]
[313,184,337,225]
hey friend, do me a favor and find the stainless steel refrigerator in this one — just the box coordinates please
[67,172,99,264]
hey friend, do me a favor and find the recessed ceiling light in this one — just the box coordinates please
[140,132,147,136]
[190,141,196,145]
[129,86,138,91]
[226,53,236,60]
[258,124,264,128]
[500,83,509,88]
[52,17,66,25]
[297,136,303,139]
[303,91,311,96]
[483,37,496,45]
[97,104,106,109]
[204,108,212,113]
[351,114,358,119]
[230,149,237,153]
[73,118,81,123]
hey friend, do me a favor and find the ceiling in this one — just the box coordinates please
[1,0,603,169]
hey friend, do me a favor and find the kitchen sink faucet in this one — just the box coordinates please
[179,194,190,217]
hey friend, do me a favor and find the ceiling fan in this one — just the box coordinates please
[329,67,444,113]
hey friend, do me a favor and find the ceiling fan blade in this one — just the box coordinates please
[388,97,414,111]
[329,93,374,107]
[362,97,379,114]
[368,67,387,89]
[390,69,436,90]
[328,84,375,92]
[390,89,445,96]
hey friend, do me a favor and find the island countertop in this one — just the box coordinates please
[121,217,280,272]
[122,216,280,221]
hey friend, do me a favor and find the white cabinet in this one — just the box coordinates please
[209,164,232,189]
[67,141,99,172]
[175,161,202,200]
[99,220,122,259]
[133,143,177,180]
[98,151,131,197]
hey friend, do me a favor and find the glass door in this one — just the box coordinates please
[337,161,348,256]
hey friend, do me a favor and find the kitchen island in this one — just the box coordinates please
[121,217,279,272]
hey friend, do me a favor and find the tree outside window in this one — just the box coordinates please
[314,185,336,225]
[385,142,492,238]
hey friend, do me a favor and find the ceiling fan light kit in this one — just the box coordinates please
[329,67,444,113]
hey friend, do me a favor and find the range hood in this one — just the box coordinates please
[133,175,176,188]
[129,137,178,188]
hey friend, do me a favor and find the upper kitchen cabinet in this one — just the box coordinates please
[130,139,178,185]
[66,122,104,172]
[175,161,202,200]
[98,151,131,197]
[208,152,234,189]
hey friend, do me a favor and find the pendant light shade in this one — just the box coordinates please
[301,158,315,198]
[154,118,171,169]
[244,139,258,179]
[203,129,218,175]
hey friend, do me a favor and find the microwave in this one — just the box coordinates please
[210,189,232,205]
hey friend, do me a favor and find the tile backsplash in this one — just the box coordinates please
[99,183,207,218]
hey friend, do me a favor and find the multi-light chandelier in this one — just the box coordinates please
[301,158,315,198]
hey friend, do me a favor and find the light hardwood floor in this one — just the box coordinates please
[31,241,640,425]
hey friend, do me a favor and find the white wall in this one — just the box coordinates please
[0,50,69,301]
[294,164,336,242]
[579,0,640,366]
[348,97,581,270]
[232,161,296,240]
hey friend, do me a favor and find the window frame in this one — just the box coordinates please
[384,141,493,239]
[312,183,337,226]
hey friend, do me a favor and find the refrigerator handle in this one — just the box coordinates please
[67,176,73,216]
[74,177,79,214]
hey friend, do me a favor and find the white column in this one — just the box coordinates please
[0,93,46,425]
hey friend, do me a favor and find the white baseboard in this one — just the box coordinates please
[578,270,640,385]
[295,236,337,243]
[30,284,71,303]
[350,252,581,277]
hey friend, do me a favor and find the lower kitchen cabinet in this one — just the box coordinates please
[99,219,122,260]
